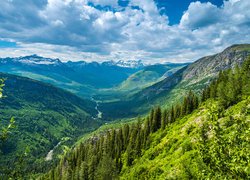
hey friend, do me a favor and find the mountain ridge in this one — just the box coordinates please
[0,55,185,100]
[99,44,250,119]
[0,54,145,69]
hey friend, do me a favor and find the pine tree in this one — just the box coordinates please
[161,109,167,130]
[122,124,130,149]
[175,104,181,119]
[152,107,161,132]
[143,117,150,148]
[241,57,250,96]
[88,155,97,180]
[79,162,88,180]
[96,153,116,180]
[170,106,175,123]
[149,109,154,133]
[182,97,188,115]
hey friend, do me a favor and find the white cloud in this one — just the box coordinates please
[89,0,118,7]
[180,2,221,29]
[0,0,249,63]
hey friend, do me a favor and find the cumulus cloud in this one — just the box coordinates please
[0,0,249,63]
[180,2,221,29]
[89,0,118,7]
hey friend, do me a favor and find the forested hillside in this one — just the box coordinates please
[1,0,249,179]
[40,57,250,179]
[0,73,102,178]
[99,44,250,119]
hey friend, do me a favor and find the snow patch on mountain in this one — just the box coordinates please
[115,60,144,68]
[1,54,144,68]
[17,54,62,65]
[0,54,62,65]
[102,60,144,68]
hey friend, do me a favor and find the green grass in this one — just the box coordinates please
[120,97,250,179]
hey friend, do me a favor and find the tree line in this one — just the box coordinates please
[40,92,200,179]
[40,56,250,180]
[201,56,250,107]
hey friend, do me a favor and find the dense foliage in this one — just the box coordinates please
[0,79,15,149]
[99,44,250,120]
[0,74,102,179]
[40,57,250,179]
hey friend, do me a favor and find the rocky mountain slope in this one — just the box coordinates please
[142,44,250,97]
[99,44,250,119]
[183,44,250,81]
[40,57,250,179]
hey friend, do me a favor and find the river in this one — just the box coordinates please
[91,97,103,119]
[45,141,61,161]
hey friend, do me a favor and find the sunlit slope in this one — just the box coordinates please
[120,98,250,179]
[99,44,250,119]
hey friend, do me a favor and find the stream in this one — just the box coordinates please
[91,97,103,119]
[45,141,61,161]
[45,98,102,161]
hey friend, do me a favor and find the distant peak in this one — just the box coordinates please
[22,54,42,59]
[13,55,63,65]
[101,59,144,68]
[115,60,144,68]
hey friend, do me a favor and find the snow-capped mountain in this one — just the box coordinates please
[0,54,145,69]
[0,55,144,93]
[67,60,144,68]
[115,60,144,68]
[101,60,144,68]
[0,54,62,66]
[18,55,62,65]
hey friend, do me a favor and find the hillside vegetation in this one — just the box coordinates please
[0,73,102,178]
[99,44,250,119]
[40,57,250,179]
[116,64,187,92]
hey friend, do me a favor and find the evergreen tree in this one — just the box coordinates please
[40,56,250,180]
[161,109,167,130]
[152,107,161,132]
[170,106,175,123]
[96,153,116,180]
[79,162,88,180]
[122,124,130,149]
[143,117,150,148]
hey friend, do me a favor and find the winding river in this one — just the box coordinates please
[91,97,102,119]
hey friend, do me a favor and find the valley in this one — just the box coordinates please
[0,44,250,179]
[1,0,250,179]
[41,55,250,179]
[91,97,102,119]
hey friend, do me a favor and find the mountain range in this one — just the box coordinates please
[99,44,250,119]
[0,55,169,98]
[0,44,250,178]
[41,54,250,179]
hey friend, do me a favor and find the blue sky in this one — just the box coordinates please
[0,40,17,48]
[0,0,249,63]
[155,0,224,24]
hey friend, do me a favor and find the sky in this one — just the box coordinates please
[0,0,249,63]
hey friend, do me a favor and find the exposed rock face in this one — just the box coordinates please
[182,44,250,81]
[133,44,250,101]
